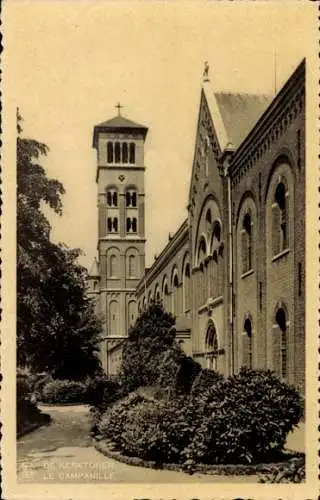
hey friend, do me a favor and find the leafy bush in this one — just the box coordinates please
[85,375,122,408]
[186,368,303,465]
[96,368,303,466]
[17,375,50,435]
[98,393,145,442]
[98,394,198,463]
[259,461,305,483]
[158,344,201,396]
[41,379,87,404]
[191,368,224,396]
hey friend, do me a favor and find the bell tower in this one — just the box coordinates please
[92,107,148,373]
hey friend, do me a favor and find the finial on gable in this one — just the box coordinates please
[203,61,210,83]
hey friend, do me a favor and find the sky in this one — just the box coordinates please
[6,1,314,269]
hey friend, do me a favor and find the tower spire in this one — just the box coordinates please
[115,102,123,116]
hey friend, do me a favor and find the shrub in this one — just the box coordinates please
[98,392,145,443]
[96,368,303,467]
[259,461,305,483]
[85,375,121,409]
[186,368,303,465]
[99,394,199,463]
[17,375,50,435]
[41,379,87,404]
[158,344,201,396]
[191,368,224,396]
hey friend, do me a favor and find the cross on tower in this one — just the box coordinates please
[115,102,123,116]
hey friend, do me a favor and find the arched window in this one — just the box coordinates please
[275,307,288,379]
[109,300,119,335]
[129,142,135,164]
[272,181,288,255]
[126,217,137,233]
[107,217,118,233]
[212,220,221,244]
[122,142,128,163]
[128,301,136,328]
[198,237,207,265]
[126,190,137,207]
[172,273,179,314]
[205,322,218,371]
[205,209,212,225]
[243,318,253,368]
[128,254,136,277]
[183,263,191,311]
[241,212,252,273]
[106,189,118,207]
[211,219,222,259]
[107,142,114,163]
[115,142,121,163]
[163,282,170,312]
[110,254,119,277]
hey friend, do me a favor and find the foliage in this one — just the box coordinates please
[96,368,303,467]
[17,110,103,379]
[190,368,224,396]
[17,375,50,435]
[119,301,176,392]
[158,343,201,396]
[40,379,88,404]
[98,393,145,442]
[185,367,303,465]
[85,375,122,409]
[259,461,305,483]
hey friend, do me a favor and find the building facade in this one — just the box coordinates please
[89,60,305,391]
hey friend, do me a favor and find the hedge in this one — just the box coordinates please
[41,379,88,404]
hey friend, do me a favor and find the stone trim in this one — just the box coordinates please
[241,269,254,279]
[271,248,290,262]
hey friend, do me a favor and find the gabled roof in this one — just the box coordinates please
[203,83,272,151]
[95,115,148,130]
[215,92,272,150]
[93,115,148,147]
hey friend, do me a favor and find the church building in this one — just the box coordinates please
[88,60,305,393]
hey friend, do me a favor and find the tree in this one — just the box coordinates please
[120,301,176,391]
[17,110,103,380]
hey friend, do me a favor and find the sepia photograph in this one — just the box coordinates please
[2,1,318,499]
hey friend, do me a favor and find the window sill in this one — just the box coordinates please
[272,248,290,262]
[241,269,254,279]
